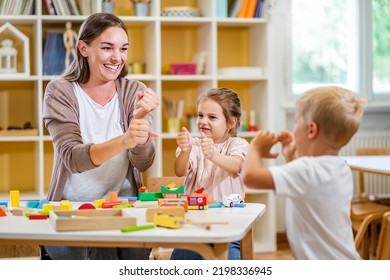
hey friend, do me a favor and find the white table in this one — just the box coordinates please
[0,203,265,260]
[342,156,390,176]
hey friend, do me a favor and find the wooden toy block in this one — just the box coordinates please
[29,214,48,220]
[38,210,50,215]
[113,203,134,208]
[0,201,8,207]
[49,209,136,231]
[0,208,7,217]
[132,201,159,208]
[158,198,188,212]
[12,207,34,216]
[102,201,122,208]
[138,192,163,201]
[109,191,118,202]
[43,204,54,211]
[146,206,185,222]
[78,203,96,210]
[60,201,72,210]
[26,200,40,208]
[38,199,50,209]
[153,213,184,229]
[94,199,107,208]
[10,190,20,208]
[0,206,8,213]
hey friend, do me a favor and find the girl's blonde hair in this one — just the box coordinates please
[296,86,365,148]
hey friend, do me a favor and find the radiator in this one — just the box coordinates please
[340,131,390,195]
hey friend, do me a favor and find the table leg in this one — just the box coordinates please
[240,227,254,260]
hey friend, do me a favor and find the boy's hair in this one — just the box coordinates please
[197,88,242,137]
[296,86,365,149]
[63,13,129,83]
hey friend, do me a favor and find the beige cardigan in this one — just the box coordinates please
[42,77,155,201]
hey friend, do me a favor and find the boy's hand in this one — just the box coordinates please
[200,131,215,160]
[250,130,279,158]
[176,127,192,152]
[277,130,297,161]
[133,88,160,119]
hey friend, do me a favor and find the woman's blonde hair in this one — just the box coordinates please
[296,86,365,148]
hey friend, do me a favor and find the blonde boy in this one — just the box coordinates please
[243,86,365,259]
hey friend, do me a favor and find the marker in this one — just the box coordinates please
[121,224,155,233]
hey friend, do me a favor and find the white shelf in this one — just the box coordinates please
[0,0,276,253]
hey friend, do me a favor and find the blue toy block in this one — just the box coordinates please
[208,201,223,208]
[26,200,40,208]
[233,203,246,208]
[0,201,8,207]
[37,199,50,209]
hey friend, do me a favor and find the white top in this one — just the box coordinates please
[62,83,130,201]
[269,156,361,260]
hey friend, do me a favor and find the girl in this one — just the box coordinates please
[172,87,249,260]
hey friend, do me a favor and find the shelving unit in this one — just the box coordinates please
[0,0,276,252]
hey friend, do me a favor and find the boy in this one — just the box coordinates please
[243,86,364,259]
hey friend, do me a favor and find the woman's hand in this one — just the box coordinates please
[124,118,157,149]
[133,88,160,119]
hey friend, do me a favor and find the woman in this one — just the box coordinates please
[42,13,159,260]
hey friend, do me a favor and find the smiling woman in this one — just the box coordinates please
[41,13,160,260]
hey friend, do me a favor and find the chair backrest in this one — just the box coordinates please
[355,147,390,194]
[376,211,390,259]
[147,177,185,193]
[356,148,390,156]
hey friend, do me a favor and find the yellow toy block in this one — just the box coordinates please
[43,204,54,211]
[60,201,72,210]
[94,199,107,208]
[10,190,20,208]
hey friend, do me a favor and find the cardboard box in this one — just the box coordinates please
[49,209,136,231]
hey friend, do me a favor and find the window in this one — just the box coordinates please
[291,0,390,99]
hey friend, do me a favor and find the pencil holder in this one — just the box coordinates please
[167,118,180,133]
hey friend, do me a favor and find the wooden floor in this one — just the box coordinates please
[254,241,294,260]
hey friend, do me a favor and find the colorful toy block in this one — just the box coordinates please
[138,192,163,201]
[43,203,54,211]
[94,199,107,208]
[78,203,96,210]
[0,208,7,217]
[109,191,118,202]
[146,206,185,222]
[26,200,40,208]
[12,208,34,216]
[153,213,184,229]
[10,190,20,208]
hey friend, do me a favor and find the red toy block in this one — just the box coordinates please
[0,208,7,217]
[78,203,96,210]
[29,214,48,220]
[102,201,122,208]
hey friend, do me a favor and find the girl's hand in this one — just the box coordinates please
[277,130,297,161]
[200,131,215,160]
[176,127,192,152]
[133,88,160,119]
[250,130,279,158]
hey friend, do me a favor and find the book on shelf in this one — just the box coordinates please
[254,0,263,18]
[44,0,56,15]
[216,0,228,18]
[246,0,258,18]
[43,32,67,75]
[237,0,250,18]
[229,0,242,18]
